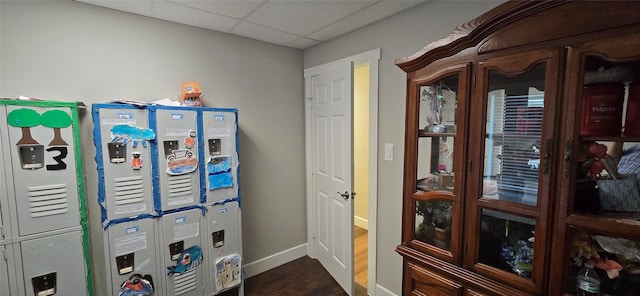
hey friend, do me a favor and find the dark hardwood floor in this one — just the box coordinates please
[244,256,348,296]
[221,227,369,296]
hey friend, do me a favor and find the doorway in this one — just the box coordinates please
[304,48,379,296]
[353,63,369,292]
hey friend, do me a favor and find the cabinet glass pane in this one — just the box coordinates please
[415,200,452,250]
[479,209,535,278]
[483,63,546,206]
[566,230,640,295]
[417,137,455,192]
[574,56,640,217]
[416,75,458,193]
[419,76,458,132]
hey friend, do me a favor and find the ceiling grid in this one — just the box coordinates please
[75,0,428,49]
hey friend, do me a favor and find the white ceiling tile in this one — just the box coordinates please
[246,0,375,36]
[152,0,240,32]
[76,0,154,15]
[231,21,300,45]
[308,0,425,41]
[288,37,320,49]
[75,0,429,49]
[166,0,266,19]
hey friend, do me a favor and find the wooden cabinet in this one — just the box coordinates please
[396,2,640,295]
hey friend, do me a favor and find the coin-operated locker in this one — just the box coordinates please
[0,142,15,296]
[2,104,82,236]
[92,104,157,224]
[203,201,242,295]
[161,208,205,296]
[0,100,91,296]
[202,109,239,204]
[0,246,6,294]
[20,232,88,296]
[152,107,200,212]
[0,145,7,245]
[0,244,14,296]
[106,218,161,296]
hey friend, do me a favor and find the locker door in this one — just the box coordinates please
[20,231,88,296]
[95,107,155,221]
[0,203,4,244]
[4,105,81,236]
[202,110,239,204]
[0,245,9,296]
[0,120,9,244]
[204,201,242,295]
[162,209,204,296]
[108,218,161,296]
[154,108,200,211]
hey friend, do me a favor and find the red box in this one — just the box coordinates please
[625,83,640,136]
[580,83,624,136]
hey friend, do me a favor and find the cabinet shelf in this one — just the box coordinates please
[580,135,640,142]
[486,133,541,141]
[413,190,455,201]
[418,131,456,137]
[566,213,640,240]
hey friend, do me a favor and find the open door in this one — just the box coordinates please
[308,59,354,295]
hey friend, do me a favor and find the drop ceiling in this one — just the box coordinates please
[75,0,429,49]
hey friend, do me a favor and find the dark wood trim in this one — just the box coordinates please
[397,245,530,296]
[395,1,565,73]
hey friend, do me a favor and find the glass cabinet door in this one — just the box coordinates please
[467,50,560,294]
[406,64,469,263]
[416,78,458,194]
[550,31,640,295]
[482,65,545,207]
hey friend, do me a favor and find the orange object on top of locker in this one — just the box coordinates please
[180,81,202,106]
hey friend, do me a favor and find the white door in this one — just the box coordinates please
[309,60,354,295]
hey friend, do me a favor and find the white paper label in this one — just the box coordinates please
[114,204,147,215]
[114,232,147,256]
[102,119,136,125]
[165,128,190,137]
[207,127,231,137]
[174,222,200,241]
[168,195,194,206]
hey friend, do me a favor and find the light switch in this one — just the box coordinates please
[384,143,394,161]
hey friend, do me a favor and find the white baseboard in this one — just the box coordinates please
[243,243,308,278]
[375,284,399,296]
[354,216,368,230]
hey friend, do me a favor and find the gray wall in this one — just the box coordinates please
[0,0,305,285]
[304,0,504,294]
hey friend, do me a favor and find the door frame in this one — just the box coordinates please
[304,48,380,295]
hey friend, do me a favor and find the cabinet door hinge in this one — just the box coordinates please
[1,246,6,261]
[0,225,4,240]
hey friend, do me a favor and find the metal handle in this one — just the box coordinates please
[337,191,356,200]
